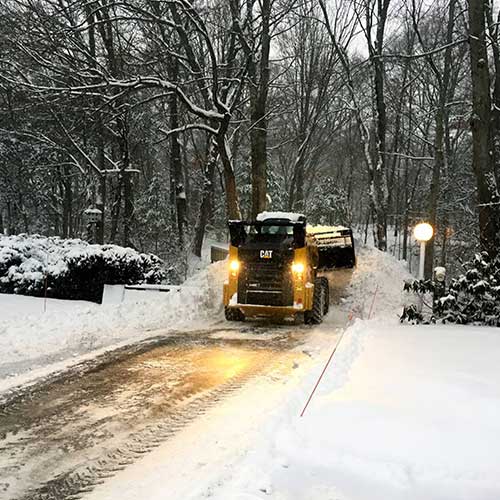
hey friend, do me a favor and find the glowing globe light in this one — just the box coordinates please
[414,222,433,242]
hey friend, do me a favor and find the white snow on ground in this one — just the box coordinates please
[188,237,228,276]
[0,293,97,320]
[210,321,500,500]
[0,260,226,385]
[84,244,500,500]
[84,321,500,500]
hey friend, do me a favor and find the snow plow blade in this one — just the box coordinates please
[308,227,356,269]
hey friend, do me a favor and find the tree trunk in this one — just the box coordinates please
[123,171,133,247]
[192,143,217,257]
[217,133,241,220]
[61,167,73,238]
[86,0,106,244]
[370,0,391,251]
[249,0,271,218]
[467,0,500,257]
[250,103,268,217]
[486,0,500,183]
[110,177,122,243]
[424,110,444,278]
[423,0,456,278]
[96,174,106,244]
[169,58,187,247]
[6,201,12,235]
[294,165,305,212]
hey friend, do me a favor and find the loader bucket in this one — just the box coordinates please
[310,227,356,269]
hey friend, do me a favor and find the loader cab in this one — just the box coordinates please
[228,217,306,249]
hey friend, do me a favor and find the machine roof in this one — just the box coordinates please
[256,211,306,222]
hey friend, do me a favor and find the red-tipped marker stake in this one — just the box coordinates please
[300,340,340,417]
[368,284,379,319]
[300,284,380,417]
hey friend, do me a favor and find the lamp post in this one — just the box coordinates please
[84,207,103,243]
[414,222,433,280]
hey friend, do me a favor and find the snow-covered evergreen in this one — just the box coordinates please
[402,252,500,326]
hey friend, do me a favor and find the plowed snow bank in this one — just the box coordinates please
[340,244,413,319]
[0,261,226,383]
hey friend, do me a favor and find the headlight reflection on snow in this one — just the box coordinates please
[203,351,251,379]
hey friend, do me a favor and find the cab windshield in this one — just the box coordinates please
[228,220,306,248]
[249,225,294,237]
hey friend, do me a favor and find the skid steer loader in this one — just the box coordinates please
[223,212,355,324]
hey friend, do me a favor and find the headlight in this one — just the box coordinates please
[229,260,240,276]
[292,262,305,274]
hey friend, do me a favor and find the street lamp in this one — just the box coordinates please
[414,222,433,280]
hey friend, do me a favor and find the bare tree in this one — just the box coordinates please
[318,0,389,250]
[467,0,500,257]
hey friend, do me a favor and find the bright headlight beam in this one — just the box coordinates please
[292,262,305,274]
[229,260,240,273]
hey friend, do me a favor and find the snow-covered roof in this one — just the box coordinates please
[256,211,305,222]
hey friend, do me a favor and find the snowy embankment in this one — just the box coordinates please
[87,245,500,500]
[225,322,500,500]
[0,261,226,385]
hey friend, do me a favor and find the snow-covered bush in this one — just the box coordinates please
[0,235,165,302]
[401,252,500,326]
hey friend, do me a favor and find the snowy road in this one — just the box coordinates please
[0,325,323,500]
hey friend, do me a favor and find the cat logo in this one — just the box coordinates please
[260,250,273,259]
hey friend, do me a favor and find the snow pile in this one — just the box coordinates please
[341,243,413,320]
[0,234,164,302]
[0,293,96,320]
[0,260,226,381]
